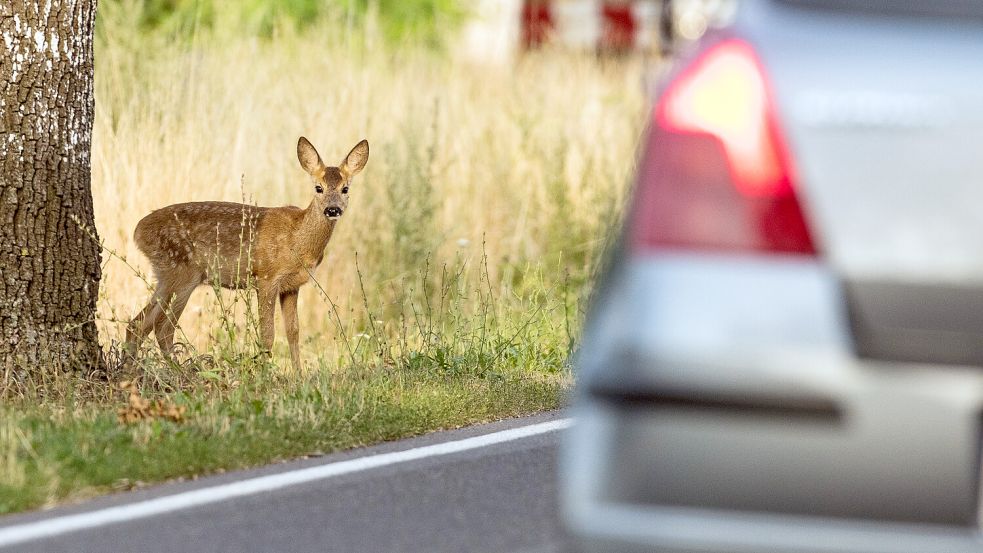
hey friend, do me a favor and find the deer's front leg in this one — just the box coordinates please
[279,290,301,370]
[257,281,278,354]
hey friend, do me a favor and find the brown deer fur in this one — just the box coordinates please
[125,137,369,369]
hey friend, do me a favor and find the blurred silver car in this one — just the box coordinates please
[561,1,983,551]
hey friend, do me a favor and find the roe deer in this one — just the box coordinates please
[125,137,369,369]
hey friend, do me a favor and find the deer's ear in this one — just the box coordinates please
[297,137,325,176]
[341,140,369,177]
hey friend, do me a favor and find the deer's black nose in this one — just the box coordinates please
[324,206,343,218]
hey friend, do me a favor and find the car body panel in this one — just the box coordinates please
[563,2,983,550]
[563,406,983,553]
[570,254,983,524]
[744,2,983,284]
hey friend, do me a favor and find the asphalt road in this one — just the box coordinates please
[0,411,570,553]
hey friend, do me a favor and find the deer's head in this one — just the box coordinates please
[297,137,369,220]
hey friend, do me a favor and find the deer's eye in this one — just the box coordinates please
[315,185,323,194]
[341,186,349,194]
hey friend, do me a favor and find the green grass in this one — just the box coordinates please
[101,0,469,46]
[0,254,574,514]
[1,359,565,514]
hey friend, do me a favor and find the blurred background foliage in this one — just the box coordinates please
[100,0,470,47]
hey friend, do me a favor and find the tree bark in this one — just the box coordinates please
[0,0,102,373]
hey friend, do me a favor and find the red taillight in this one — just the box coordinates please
[631,38,816,255]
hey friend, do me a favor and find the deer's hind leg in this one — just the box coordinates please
[125,300,159,354]
[154,275,202,354]
[125,278,175,355]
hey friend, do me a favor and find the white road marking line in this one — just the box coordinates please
[0,418,571,548]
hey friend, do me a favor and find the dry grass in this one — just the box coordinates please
[91,11,645,363]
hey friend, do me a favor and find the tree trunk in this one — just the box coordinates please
[0,0,102,373]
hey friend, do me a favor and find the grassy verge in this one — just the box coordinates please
[1,253,574,514]
[1,360,565,514]
[0,4,645,514]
